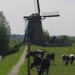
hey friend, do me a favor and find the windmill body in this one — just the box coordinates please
[24,13,45,44]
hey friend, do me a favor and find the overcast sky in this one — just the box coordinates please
[0,0,75,36]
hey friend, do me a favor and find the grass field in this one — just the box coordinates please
[9,40,22,47]
[0,46,25,75]
[19,43,75,75]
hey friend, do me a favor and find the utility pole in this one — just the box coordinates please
[27,43,30,75]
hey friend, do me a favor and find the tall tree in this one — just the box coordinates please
[0,11,11,54]
[43,29,50,41]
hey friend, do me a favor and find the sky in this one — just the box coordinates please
[0,0,75,36]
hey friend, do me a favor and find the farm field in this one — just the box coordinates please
[19,43,75,75]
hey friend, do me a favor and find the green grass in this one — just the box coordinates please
[18,58,28,75]
[19,43,75,75]
[0,46,25,75]
[9,40,22,47]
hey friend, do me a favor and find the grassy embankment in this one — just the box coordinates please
[19,43,75,75]
[0,40,25,75]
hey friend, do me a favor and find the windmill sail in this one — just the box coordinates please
[33,0,38,13]
[36,0,40,13]
[42,11,60,17]
[33,0,40,13]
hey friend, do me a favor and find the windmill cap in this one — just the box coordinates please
[27,13,41,20]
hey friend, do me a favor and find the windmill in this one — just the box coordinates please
[23,0,60,44]
[23,1,60,75]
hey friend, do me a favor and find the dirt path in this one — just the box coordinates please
[8,46,27,75]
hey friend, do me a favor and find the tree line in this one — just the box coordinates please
[0,11,23,56]
[43,29,75,44]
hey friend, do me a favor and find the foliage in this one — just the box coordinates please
[9,40,22,48]
[0,11,11,54]
[43,29,50,41]
[55,35,69,43]
[2,40,23,57]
